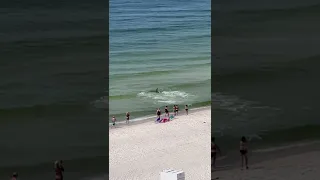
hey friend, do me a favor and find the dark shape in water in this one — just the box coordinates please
[149,88,161,93]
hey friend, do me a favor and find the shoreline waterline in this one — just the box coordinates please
[109,105,211,128]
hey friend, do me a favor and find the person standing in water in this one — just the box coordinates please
[173,105,176,116]
[164,106,169,117]
[212,137,221,169]
[125,112,130,124]
[54,160,64,180]
[240,136,249,170]
[11,172,18,180]
[185,105,188,115]
[156,108,161,119]
[112,116,116,126]
[176,105,179,115]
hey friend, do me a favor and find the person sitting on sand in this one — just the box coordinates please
[156,108,161,119]
[54,160,64,180]
[212,137,221,168]
[240,136,249,170]
[185,105,188,115]
[126,112,130,124]
[11,172,18,180]
[164,106,169,117]
[112,116,116,126]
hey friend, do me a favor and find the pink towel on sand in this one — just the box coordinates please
[162,117,169,123]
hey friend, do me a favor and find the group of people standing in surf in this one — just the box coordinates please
[212,136,249,170]
[111,104,189,127]
[156,104,189,119]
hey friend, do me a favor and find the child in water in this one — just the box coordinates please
[112,116,116,126]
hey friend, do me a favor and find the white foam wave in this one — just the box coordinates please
[137,90,194,104]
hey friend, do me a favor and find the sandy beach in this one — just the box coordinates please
[213,141,320,180]
[109,107,211,180]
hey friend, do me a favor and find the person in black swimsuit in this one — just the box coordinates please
[240,136,249,169]
[156,108,161,119]
[185,105,188,115]
[126,112,130,124]
[165,106,169,117]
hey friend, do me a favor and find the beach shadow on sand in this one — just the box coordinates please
[212,165,234,172]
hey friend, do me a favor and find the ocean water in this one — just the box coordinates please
[109,0,211,122]
[212,0,320,150]
[0,0,107,179]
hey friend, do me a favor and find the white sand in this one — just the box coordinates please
[109,107,211,180]
[213,151,320,180]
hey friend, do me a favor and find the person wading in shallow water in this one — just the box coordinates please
[112,116,116,127]
[156,108,161,119]
[240,136,249,170]
[126,112,130,124]
[165,106,169,117]
[11,172,18,180]
[54,160,64,180]
[175,105,179,115]
[212,137,221,169]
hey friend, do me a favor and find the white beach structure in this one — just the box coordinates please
[160,169,185,180]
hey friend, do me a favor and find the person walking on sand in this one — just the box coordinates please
[126,112,130,124]
[176,105,179,115]
[185,105,188,115]
[11,172,18,180]
[240,136,249,170]
[156,108,161,119]
[165,106,169,117]
[112,116,116,126]
[212,137,221,168]
[54,160,64,180]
